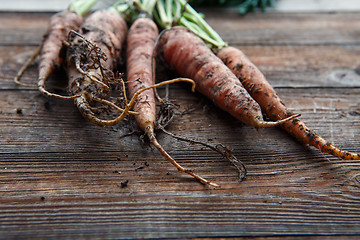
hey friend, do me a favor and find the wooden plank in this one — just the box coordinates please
[2,87,360,153]
[0,13,48,46]
[3,44,360,89]
[1,87,360,239]
[2,12,360,46]
[1,0,360,12]
[206,11,360,46]
[2,12,360,90]
[236,45,360,88]
[0,0,71,11]
[0,0,112,12]
[276,0,360,12]
[1,11,360,240]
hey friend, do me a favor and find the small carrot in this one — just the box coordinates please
[127,10,218,187]
[218,46,360,160]
[156,26,298,128]
[14,0,97,99]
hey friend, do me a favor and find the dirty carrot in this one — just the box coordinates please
[170,0,360,160]
[64,7,181,127]
[156,26,298,128]
[63,8,132,126]
[14,0,97,99]
[127,1,218,187]
[218,46,360,160]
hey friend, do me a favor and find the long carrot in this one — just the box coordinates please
[127,16,158,132]
[156,26,298,128]
[14,0,97,99]
[217,46,360,160]
[127,9,218,187]
[159,0,360,160]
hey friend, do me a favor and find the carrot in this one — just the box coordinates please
[217,46,360,160]
[64,9,133,126]
[156,0,360,160]
[14,0,97,99]
[127,16,158,132]
[126,13,218,187]
[156,26,298,128]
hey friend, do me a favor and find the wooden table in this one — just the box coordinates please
[1,9,360,239]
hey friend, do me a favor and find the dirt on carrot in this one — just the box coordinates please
[62,9,134,126]
[217,46,360,160]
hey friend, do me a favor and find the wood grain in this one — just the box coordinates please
[0,11,360,240]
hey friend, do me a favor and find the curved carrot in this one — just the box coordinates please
[218,46,360,160]
[39,10,83,95]
[127,17,218,187]
[15,10,83,98]
[157,27,298,128]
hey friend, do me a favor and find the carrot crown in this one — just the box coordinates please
[68,0,98,16]
[153,0,227,51]
[111,0,157,22]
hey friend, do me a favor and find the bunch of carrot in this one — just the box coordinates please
[152,0,360,161]
[15,0,218,187]
[15,0,360,187]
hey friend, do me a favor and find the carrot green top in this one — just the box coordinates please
[153,0,227,50]
[110,0,157,22]
[68,0,98,16]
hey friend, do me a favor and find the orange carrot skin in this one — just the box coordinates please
[158,27,265,127]
[218,46,360,160]
[39,10,82,83]
[127,17,159,131]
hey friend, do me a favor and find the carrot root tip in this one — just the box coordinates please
[258,113,301,128]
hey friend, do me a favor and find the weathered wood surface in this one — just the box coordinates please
[0,10,360,239]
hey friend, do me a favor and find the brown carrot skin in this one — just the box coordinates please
[67,8,128,89]
[217,46,360,160]
[157,27,296,128]
[127,16,158,131]
[68,9,127,72]
[38,10,83,94]
[66,9,128,125]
